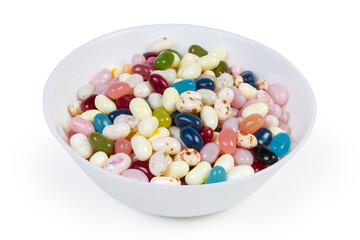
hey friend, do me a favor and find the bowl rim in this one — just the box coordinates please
[43,23,317,189]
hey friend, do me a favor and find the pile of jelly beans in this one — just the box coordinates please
[68,37,291,185]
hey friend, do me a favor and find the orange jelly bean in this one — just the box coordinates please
[122,64,133,74]
[239,113,264,134]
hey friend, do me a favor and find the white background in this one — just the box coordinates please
[0,0,359,239]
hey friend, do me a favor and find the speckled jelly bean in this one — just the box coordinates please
[180,127,203,152]
[214,98,231,121]
[152,137,181,155]
[113,114,139,133]
[89,132,114,155]
[215,73,233,91]
[256,78,269,91]
[176,91,203,114]
[175,112,203,132]
[152,107,172,128]
[104,153,131,174]
[254,144,278,166]
[232,76,244,87]
[235,131,258,149]
[269,132,291,157]
[148,127,170,143]
[151,176,181,185]
[93,113,112,134]
[69,101,83,116]
[174,148,201,166]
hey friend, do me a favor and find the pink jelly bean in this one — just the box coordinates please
[232,148,254,165]
[93,85,108,96]
[232,108,239,117]
[131,53,146,65]
[267,103,282,118]
[237,99,261,117]
[69,117,95,137]
[255,90,274,104]
[115,139,132,155]
[90,68,112,87]
[229,65,244,76]
[107,77,119,86]
[219,128,237,154]
[121,169,149,182]
[107,82,131,99]
[279,111,289,123]
[278,121,291,134]
[268,83,289,106]
[229,86,246,109]
[222,117,239,132]
[197,74,215,80]
[200,142,220,164]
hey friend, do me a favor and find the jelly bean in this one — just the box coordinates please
[152,137,181,155]
[163,160,189,179]
[90,68,112,87]
[81,94,97,112]
[148,127,170,142]
[219,128,236,154]
[212,132,220,144]
[232,148,254,165]
[79,109,101,123]
[176,92,203,114]
[222,117,239,132]
[214,98,231,121]
[249,82,259,90]
[203,70,216,77]
[200,106,218,130]
[263,115,279,128]
[131,160,154,180]
[229,86,246,109]
[198,74,215,80]
[138,116,159,138]
[103,122,130,141]
[268,126,285,137]
[232,76,244,87]
[111,66,122,78]
[115,94,135,110]
[196,55,220,71]
[115,138,132,155]
[215,73,233,91]
[267,103,282,118]
[235,131,258,149]
[242,102,269,118]
[145,57,157,70]
[162,87,179,113]
[214,154,234,172]
[255,90,273,104]
[217,87,234,103]
[227,165,254,181]
[239,113,264,134]
[78,85,96,100]
[251,161,268,172]
[171,79,196,94]
[150,37,174,53]
[133,82,154,98]
[89,132,114,155]
[93,113,112,134]
[214,61,229,77]
[131,53,146,65]
[240,71,256,83]
[129,98,152,120]
[149,73,169,94]
[175,112,203,132]
[279,111,289,123]
[185,161,211,185]
[89,151,108,168]
[94,94,117,115]
[127,74,144,89]
[151,70,176,86]
[232,108,239,117]
[148,93,163,109]
[195,78,215,91]
[143,51,158,59]
[278,121,291,134]
[70,133,93,159]
[178,53,199,69]
[200,142,220,164]
[131,64,152,80]
[180,127,203,152]
[205,166,226,184]
[200,127,214,144]
[229,65,244,76]
[253,144,278,166]
[178,63,202,79]
[269,132,291,157]
[108,109,132,123]
[69,117,95,137]
[107,82,131,99]
[121,169,149,182]
[150,176,181,185]
[152,107,172,128]
[167,51,180,68]
[131,135,152,161]
[113,114,139,133]
[253,128,272,146]
[256,78,269,91]
[149,151,172,176]
[196,89,217,105]
[169,126,187,149]
[154,51,174,70]
[174,148,201,166]
[268,83,289,106]
[69,101,83,116]
[238,83,257,100]
[104,153,131,174]
[208,46,227,60]
[93,85,109,96]
[122,64,133,74]
[188,44,208,57]
[170,110,180,123]
[119,73,131,82]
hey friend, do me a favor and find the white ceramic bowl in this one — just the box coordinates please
[43,24,316,217]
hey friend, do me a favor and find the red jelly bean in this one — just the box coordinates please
[132,64,152,80]
[200,127,214,144]
[131,161,154,180]
[145,57,157,71]
[143,52,158,60]
[251,160,268,172]
[107,82,131,99]
[115,139,132,155]
[115,94,135,109]
[81,94,97,112]
[149,73,169,94]
[219,128,237,154]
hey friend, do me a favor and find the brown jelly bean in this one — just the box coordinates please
[239,113,264,134]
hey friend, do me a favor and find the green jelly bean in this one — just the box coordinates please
[154,51,175,70]
[165,49,181,58]
[214,61,229,77]
[89,132,114,155]
[153,107,172,128]
[188,44,208,57]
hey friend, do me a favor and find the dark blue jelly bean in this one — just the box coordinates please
[205,166,226,184]
[254,128,272,146]
[249,82,259,90]
[180,127,204,152]
[241,71,256,83]
[175,113,203,132]
[253,144,278,166]
[93,113,112,134]
[108,109,132,123]
[195,78,215,91]
[171,79,196,94]
[170,111,180,124]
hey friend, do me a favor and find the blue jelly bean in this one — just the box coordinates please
[269,133,291,157]
[175,113,203,132]
[180,127,203,152]
[93,113,112,134]
[254,128,272,146]
[205,166,226,184]
[170,110,180,124]
[249,82,259,90]
[195,78,215,91]
[108,109,132,122]
[241,71,256,83]
[171,79,196,94]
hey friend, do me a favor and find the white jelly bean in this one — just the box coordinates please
[152,137,181,155]
[131,135,153,161]
[133,81,154,98]
[70,133,93,159]
[104,153,131,174]
[263,115,279,128]
[214,98,231,121]
[149,151,172,176]
[208,47,228,60]
[178,63,202,79]
[89,151,108,168]
[119,73,131,82]
[127,73,144,88]
[152,69,177,85]
[238,83,257,100]
[150,176,181,185]
[69,101,83,116]
[196,89,217,105]
[148,93,163,109]
[138,116,159,138]
[111,65,123,78]
[94,94,116,115]
[150,37,174,53]
[113,114,139,133]
[169,126,187,149]
[148,127,170,142]
[217,87,234,103]
[163,87,179,113]
[200,106,218,130]
[235,131,258,149]
[102,122,130,141]
[78,85,96,100]
[163,160,189,178]
[185,161,212,185]
[129,98,152,120]
[79,109,101,123]
[242,102,269,118]
[268,126,285,137]
[174,148,201,166]
[215,73,233,92]
[178,53,199,69]
[227,165,254,181]
[214,154,235,172]
[196,55,220,71]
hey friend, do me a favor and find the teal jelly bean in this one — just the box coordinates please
[93,113,112,134]
[154,51,174,70]
[269,132,291,157]
[188,44,208,57]
[205,166,226,184]
[171,79,196,94]
[214,61,229,77]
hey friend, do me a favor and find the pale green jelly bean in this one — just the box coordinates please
[242,102,269,118]
[102,122,130,141]
[178,63,202,79]
[150,37,174,53]
[152,137,181,155]
[185,161,212,185]
[196,55,220,71]
[170,52,180,68]
[131,135,153,161]
[238,83,257,100]
[94,94,116,115]
[214,154,235,173]
[208,47,228,61]
[178,53,199,69]
[70,133,93,159]
[196,89,217,105]
[268,126,285,137]
[203,70,216,77]
[227,165,254,181]
[89,151,108,168]
[162,87,179,113]
[79,109,101,123]
[138,116,159,138]
[150,176,181,185]
[163,160,189,178]
[148,127,170,142]
[152,69,177,85]
[129,97,152,120]
[200,106,218,130]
